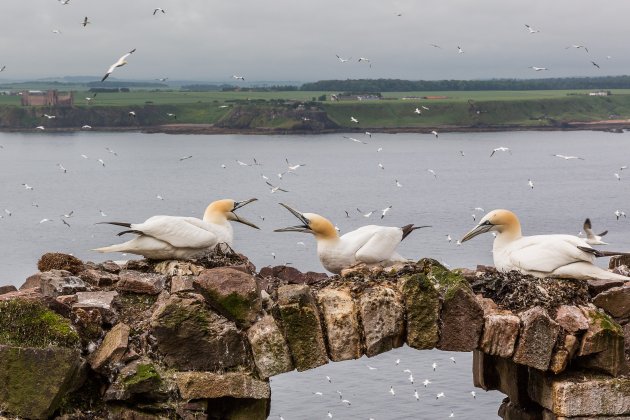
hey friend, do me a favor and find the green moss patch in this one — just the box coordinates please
[0,300,79,348]
[123,363,162,393]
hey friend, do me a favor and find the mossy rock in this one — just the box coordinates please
[0,299,79,348]
[417,258,471,301]
[38,252,84,275]
[122,362,162,394]
[398,273,440,349]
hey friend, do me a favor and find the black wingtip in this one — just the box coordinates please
[578,246,630,257]
[96,221,132,228]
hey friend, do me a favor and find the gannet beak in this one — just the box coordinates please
[461,221,494,243]
[274,203,312,234]
[228,198,260,229]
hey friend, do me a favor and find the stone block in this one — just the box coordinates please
[529,370,630,417]
[39,270,86,297]
[174,372,270,400]
[246,315,294,378]
[277,284,328,371]
[316,288,362,361]
[170,276,194,293]
[193,267,262,328]
[480,312,520,357]
[0,285,17,295]
[73,291,119,324]
[555,305,589,333]
[609,255,630,270]
[398,274,440,350]
[498,400,543,420]
[88,322,130,371]
[116,270,165,295]
[587,279,626,296]
[79,268,119,287]
[578,307,625,376]
[153,260,203,277]
[150,295,252,371]
[358,285,405,357]
[0,345,82,419]
[592,284,630,318]
[513,307,560,371]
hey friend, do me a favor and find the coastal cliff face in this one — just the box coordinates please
[0,252,629,419]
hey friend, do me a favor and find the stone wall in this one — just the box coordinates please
[0,252,628,419]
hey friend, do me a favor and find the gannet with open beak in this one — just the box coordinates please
[93,198,259,259]
[461,209,630,281]
[274,203,429,274]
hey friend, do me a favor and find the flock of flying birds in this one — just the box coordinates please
[274,353,474,420]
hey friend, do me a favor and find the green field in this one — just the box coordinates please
[2,89,630,129]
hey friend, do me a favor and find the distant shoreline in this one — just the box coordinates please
[1,120,629,135]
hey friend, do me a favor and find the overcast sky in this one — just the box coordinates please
[0,0,627,83]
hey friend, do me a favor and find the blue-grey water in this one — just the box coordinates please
[1,130,629,419]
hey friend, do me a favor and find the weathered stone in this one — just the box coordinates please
[170,275,194,293]
[260,265,327,285]
[39,270,87,297]
[107,406,166,420]
[205,397,269,420]
[564,334,579,359]
[116,271,166,295]
[577,307,625,376]
[193,267,262,327]
[316,288,362,361]
[100,260,122,274]
[277,284,328,371]
[0,285,17,295]
[476,294,499,313]
[549,349,570,375]
[150,294,252,371]
[609,254,630,270]
[592,284,630,318]
[587,278,626,296]
[473,351,532,406]
[88,322,130,371]
[246,315,293,378]
[529,369,630,417]
[174,372,270,400]
[20,273,41,290]
[79,268,119,287]
[398,274,440,350]
[73,291,119,324]
[480,312,520,357]
[358,285,405,357]
[498,400,543,420]
[0,288,45,304]
[38,252,85,275]
[56,294,77,306]
[555,305,589,333]
[438,286,484,351]
[119,359,163,394]
[154,260,203,277]
[0,345,82,419]
[513,307,560,371]
[473,350,498,391]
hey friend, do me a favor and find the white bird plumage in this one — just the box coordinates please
[275,203,429,274]
[101,49,136,82]
[583,218,608,245]
[461,209,630,281]
[93,199,259,259]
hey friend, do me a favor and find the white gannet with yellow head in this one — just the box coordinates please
[274,203,429,274]
[93,198,259,260]
[460,209,630,281]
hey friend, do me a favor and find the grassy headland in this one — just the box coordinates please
[2,88,630,132]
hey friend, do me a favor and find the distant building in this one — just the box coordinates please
[589,91,611,97]
[20,90,74,107]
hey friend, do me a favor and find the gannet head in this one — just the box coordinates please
[460,209,522,243]
[204,198,260,229]
[274,203,338,240]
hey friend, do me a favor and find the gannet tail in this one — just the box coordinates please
[577,246,630,258]
[92,243,130,253]
[401,224,431,241]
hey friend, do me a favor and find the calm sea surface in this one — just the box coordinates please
[1,130,629,419]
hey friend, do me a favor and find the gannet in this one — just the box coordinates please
[101,49,136,82]
[524,24,540,34]
[94,198,259,259]
[583,218,608,245]
[460,209,630,281]
[274,203,429,274]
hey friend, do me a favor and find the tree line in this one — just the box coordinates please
[300,76,630,92]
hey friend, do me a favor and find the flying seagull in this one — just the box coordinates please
[153,8,166,15]
[524,24,540,34]
[336,55,351,63]
[566,44,589,53]
[81,16,90,27]
[232,75,245,81]
[529,66,548,71]
[101,49,136,82]
[591,61,600,69]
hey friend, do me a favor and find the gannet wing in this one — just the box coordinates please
[352,226,403,263]
[507,235,593,273]
[131,216,219,249]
